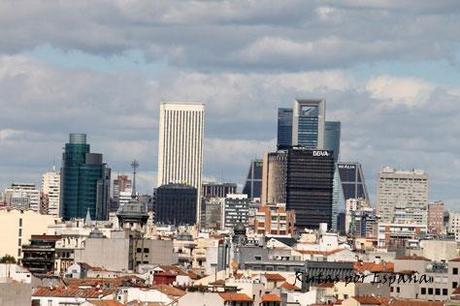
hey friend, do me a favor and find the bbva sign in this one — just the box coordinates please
[313,150,329,157]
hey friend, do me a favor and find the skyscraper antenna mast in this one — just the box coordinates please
[131,160,139,199]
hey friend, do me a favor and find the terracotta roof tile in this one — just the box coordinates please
[262,293,281,302]
[280,282,301,291]
[264,273,286,282]
[154,284,185,297]
[219,292,253,302]
[354,295,386,305]
[395,255,430,261]
[353,262,394,273]
[33,287,115,298]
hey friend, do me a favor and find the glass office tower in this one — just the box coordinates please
[292,99,325,149]
[325,121,341,231]
[61,133,111,220]
[277,108,293,149]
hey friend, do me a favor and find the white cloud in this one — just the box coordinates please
[366,75,435,106]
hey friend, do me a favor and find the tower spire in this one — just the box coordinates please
[131,160,139,199]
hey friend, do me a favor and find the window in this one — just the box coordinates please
[453,282,458,289]
[443,289,448,296]
[435,288,440,295]
[421,288,426,295]
[428,288,433,295]
[144,248,149,253]
[18,239,21,246]
[396,287,400,293]
[453,268,459,275]
[390,287,394,293]
[18,228,22,237]
[19,218,23,227]
[136,248,142,252]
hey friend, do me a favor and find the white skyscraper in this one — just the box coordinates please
[42,167,61,216]
[376,167,428,224]
[157,102,205,224]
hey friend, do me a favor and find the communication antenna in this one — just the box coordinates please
[131,160,139,198]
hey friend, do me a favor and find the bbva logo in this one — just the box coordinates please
[313,150,329,157]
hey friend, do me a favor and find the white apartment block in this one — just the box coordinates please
[448,212,460,242]
[157,102,204,224]
[42,168,61,216]
[376,167,428,225]
[4,183,41,212]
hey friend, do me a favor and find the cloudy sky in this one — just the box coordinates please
[1,1,460,209]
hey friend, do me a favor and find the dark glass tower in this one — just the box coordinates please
[61,133,111,220]
[337,162,369,202]
[277,108,293,149]
[324,121,341,162]
[154,183,197,225]
[324,121,341,231]
[286,148,335,230]
[242,159,263,200]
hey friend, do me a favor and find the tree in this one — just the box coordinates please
[0,254,16,264]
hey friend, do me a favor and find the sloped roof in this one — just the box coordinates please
[265,236,297,247]
[395,255,430,261]
[154,284,185,297]
[354,295,387,305]
[280,282,301,291]
[264,273,286,282]
[218,292,253,302]
[33,287,115,298]
[262,293,282,302]
[353,262,394,273]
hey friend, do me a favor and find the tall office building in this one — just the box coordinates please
[292,99,325,149]
[286,148,335,230]
[337,162,369,203]
[3,183,40,212]
[242,159,263,200]
[376,167,428,224]
[157,102,204,224]
[261,148,335,231]
[324,121,341,231]
[41,167,61,216]
[277,108,293,149]
[261,151,287,205]
[61,133,111,220]
[324,121,341,162]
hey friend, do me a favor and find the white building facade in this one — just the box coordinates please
[4,183,41,212]
[157,102,204,224]
[42,168,61,216]
[376,167,428,224]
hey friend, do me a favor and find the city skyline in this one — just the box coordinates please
[1,2,460,208]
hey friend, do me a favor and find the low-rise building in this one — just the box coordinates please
[254,204,295,236]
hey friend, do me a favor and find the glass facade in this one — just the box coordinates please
[277,108,293,149]
[337,162,369,202]
[61,134,111,220]
[292,99,325,150]
[154,184,197,225]
[242,159,263,199]
[286,148,335,230]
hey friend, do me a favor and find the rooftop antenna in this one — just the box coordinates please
[131,160,139,199]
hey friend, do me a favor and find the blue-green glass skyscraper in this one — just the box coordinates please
[61,133,111,220]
